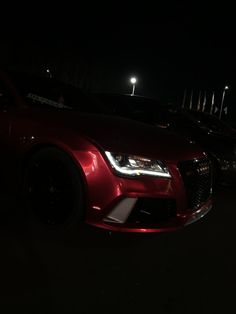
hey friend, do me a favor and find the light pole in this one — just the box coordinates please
[197,90,202,111]
[202,91,207,112]
[182,89,187,109]
[189,89,193,110]
[210,91,215,115]
[219,85,229,119]
[130,77,137,96]
[46,68,52,78]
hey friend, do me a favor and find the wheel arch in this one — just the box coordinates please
[20,143,89,200]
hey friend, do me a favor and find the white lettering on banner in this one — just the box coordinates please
[26,93,71,109]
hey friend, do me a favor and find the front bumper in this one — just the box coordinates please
[87,197,212,233]
[75,150,213,233]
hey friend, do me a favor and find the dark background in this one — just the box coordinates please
[1,4,236,314]
[1,3,236,124]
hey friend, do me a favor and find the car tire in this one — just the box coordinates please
[23,147,85,230]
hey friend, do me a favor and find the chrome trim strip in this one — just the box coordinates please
[103,198,138,224]
[185,203,212,226]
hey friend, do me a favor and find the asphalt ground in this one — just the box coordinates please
[0,186,235,314]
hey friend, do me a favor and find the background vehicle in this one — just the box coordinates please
[95,93,236,186]
[0,71,212,232]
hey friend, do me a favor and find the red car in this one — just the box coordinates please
[0,70,213,233]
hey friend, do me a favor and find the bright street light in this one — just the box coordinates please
[130,77,137,95]
[219,85,229,119]
[130,77,137,84]
[46,68,52,78]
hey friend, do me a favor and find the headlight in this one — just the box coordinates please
[105,151,171,178]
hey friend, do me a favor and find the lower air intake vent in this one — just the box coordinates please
[127,198,176,224]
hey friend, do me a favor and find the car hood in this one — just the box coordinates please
[67,112,204,163]
[23,107,205,163]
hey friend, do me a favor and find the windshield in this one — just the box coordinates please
[8,71,103,113]
[94,94,168,124]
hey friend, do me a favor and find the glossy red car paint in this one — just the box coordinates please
[0,70,213,232]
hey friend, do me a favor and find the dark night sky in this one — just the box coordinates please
[1,3,236,121]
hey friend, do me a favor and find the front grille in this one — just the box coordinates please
[178,157,212,210]
[127,198,176,224]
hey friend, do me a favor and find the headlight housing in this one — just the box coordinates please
[105,152,171,178]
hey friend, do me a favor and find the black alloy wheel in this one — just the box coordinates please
[25,148,85,226]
